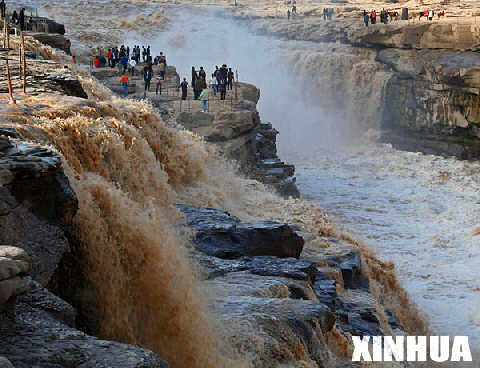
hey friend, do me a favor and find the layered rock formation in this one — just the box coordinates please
[92,65,300,197]
[227,10,480,157]
[0,133,170,368]
[178,205,402,367]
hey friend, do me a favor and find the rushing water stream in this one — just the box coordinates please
[145,9,480,356]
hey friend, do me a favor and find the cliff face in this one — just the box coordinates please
[0,135,169,368]
[234,13,480,157]
[92,66,300,197]
[380,49,480,157]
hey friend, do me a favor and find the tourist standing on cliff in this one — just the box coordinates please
[209,74,217,96]
[155,74,162,95]
[180,78,188,100]
[194,76,206,101]
[363,11,369,26]
[227,68,234,90]
[18,8,25,30]
[218,76,226,101]
[120,74,129,97]
[11,10,17,24]
[370,10,377,24]
[129,57,136,76]
[158,61,166,80]
[199,67,206,81]
[143,62,153,98]
[287,9,290,20]
[107,49,113,67]
[199,87,209,112]
[120,54,129,73]
[0,0,6,20]
[191,67,198,99]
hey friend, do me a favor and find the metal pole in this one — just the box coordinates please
[235,69,238,100]
[3,20,5,48]
[19,33,22,80]
[21,30,26,94]
[6,20,9,49]
[5,55,16,104]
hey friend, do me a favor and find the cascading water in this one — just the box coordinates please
[146,8,480,361]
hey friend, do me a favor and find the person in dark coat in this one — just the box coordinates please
[0,0,6,20]
[180,78,188,100]
[143,62,153,98]
[11,10,17,24]
[191,66,198,99]
[194,76,205,100]
[198,66,206,80]
[227,68,234,90]
[218,78,226,100]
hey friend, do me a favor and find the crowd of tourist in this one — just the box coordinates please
[419,10,445,20]
[188,65,235,112]
[98,44,236,112]
[362,8,446,26]
[363,9,399,26]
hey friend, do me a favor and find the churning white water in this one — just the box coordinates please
[144,8,480,357]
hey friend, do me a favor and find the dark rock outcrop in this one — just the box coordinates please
[0,133,170,367]
[179,203,397,366]
[178,204,304,259]
[0,136,78,286]
[0,283,170,368]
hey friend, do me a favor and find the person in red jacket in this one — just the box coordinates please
[93,57,100,68]
[107,49,113,67]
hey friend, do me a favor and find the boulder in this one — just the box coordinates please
[178,205,304,259]
[0,357,13,368]
[0,285,170,368]
[0,246,31,308]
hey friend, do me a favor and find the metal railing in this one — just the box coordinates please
[1,20,27,104]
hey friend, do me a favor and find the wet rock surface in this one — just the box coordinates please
[179,203,401,366]
[0,285,170,368]
[0,134,77,286]
[0,133,170,367]
[178,204,304,259]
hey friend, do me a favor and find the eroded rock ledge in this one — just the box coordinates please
[226,11,480,158]
[92,66,300,197]
[0,134,169,368]
[178,205,403,367]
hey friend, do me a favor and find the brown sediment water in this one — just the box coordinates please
[5,1,462,365]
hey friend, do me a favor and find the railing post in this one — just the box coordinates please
[235,69,238,100]
[6,20,9,49]
[18,31,22,80]
[3,20,6,49]
[5,55,16,104]
[21,30,26,94]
